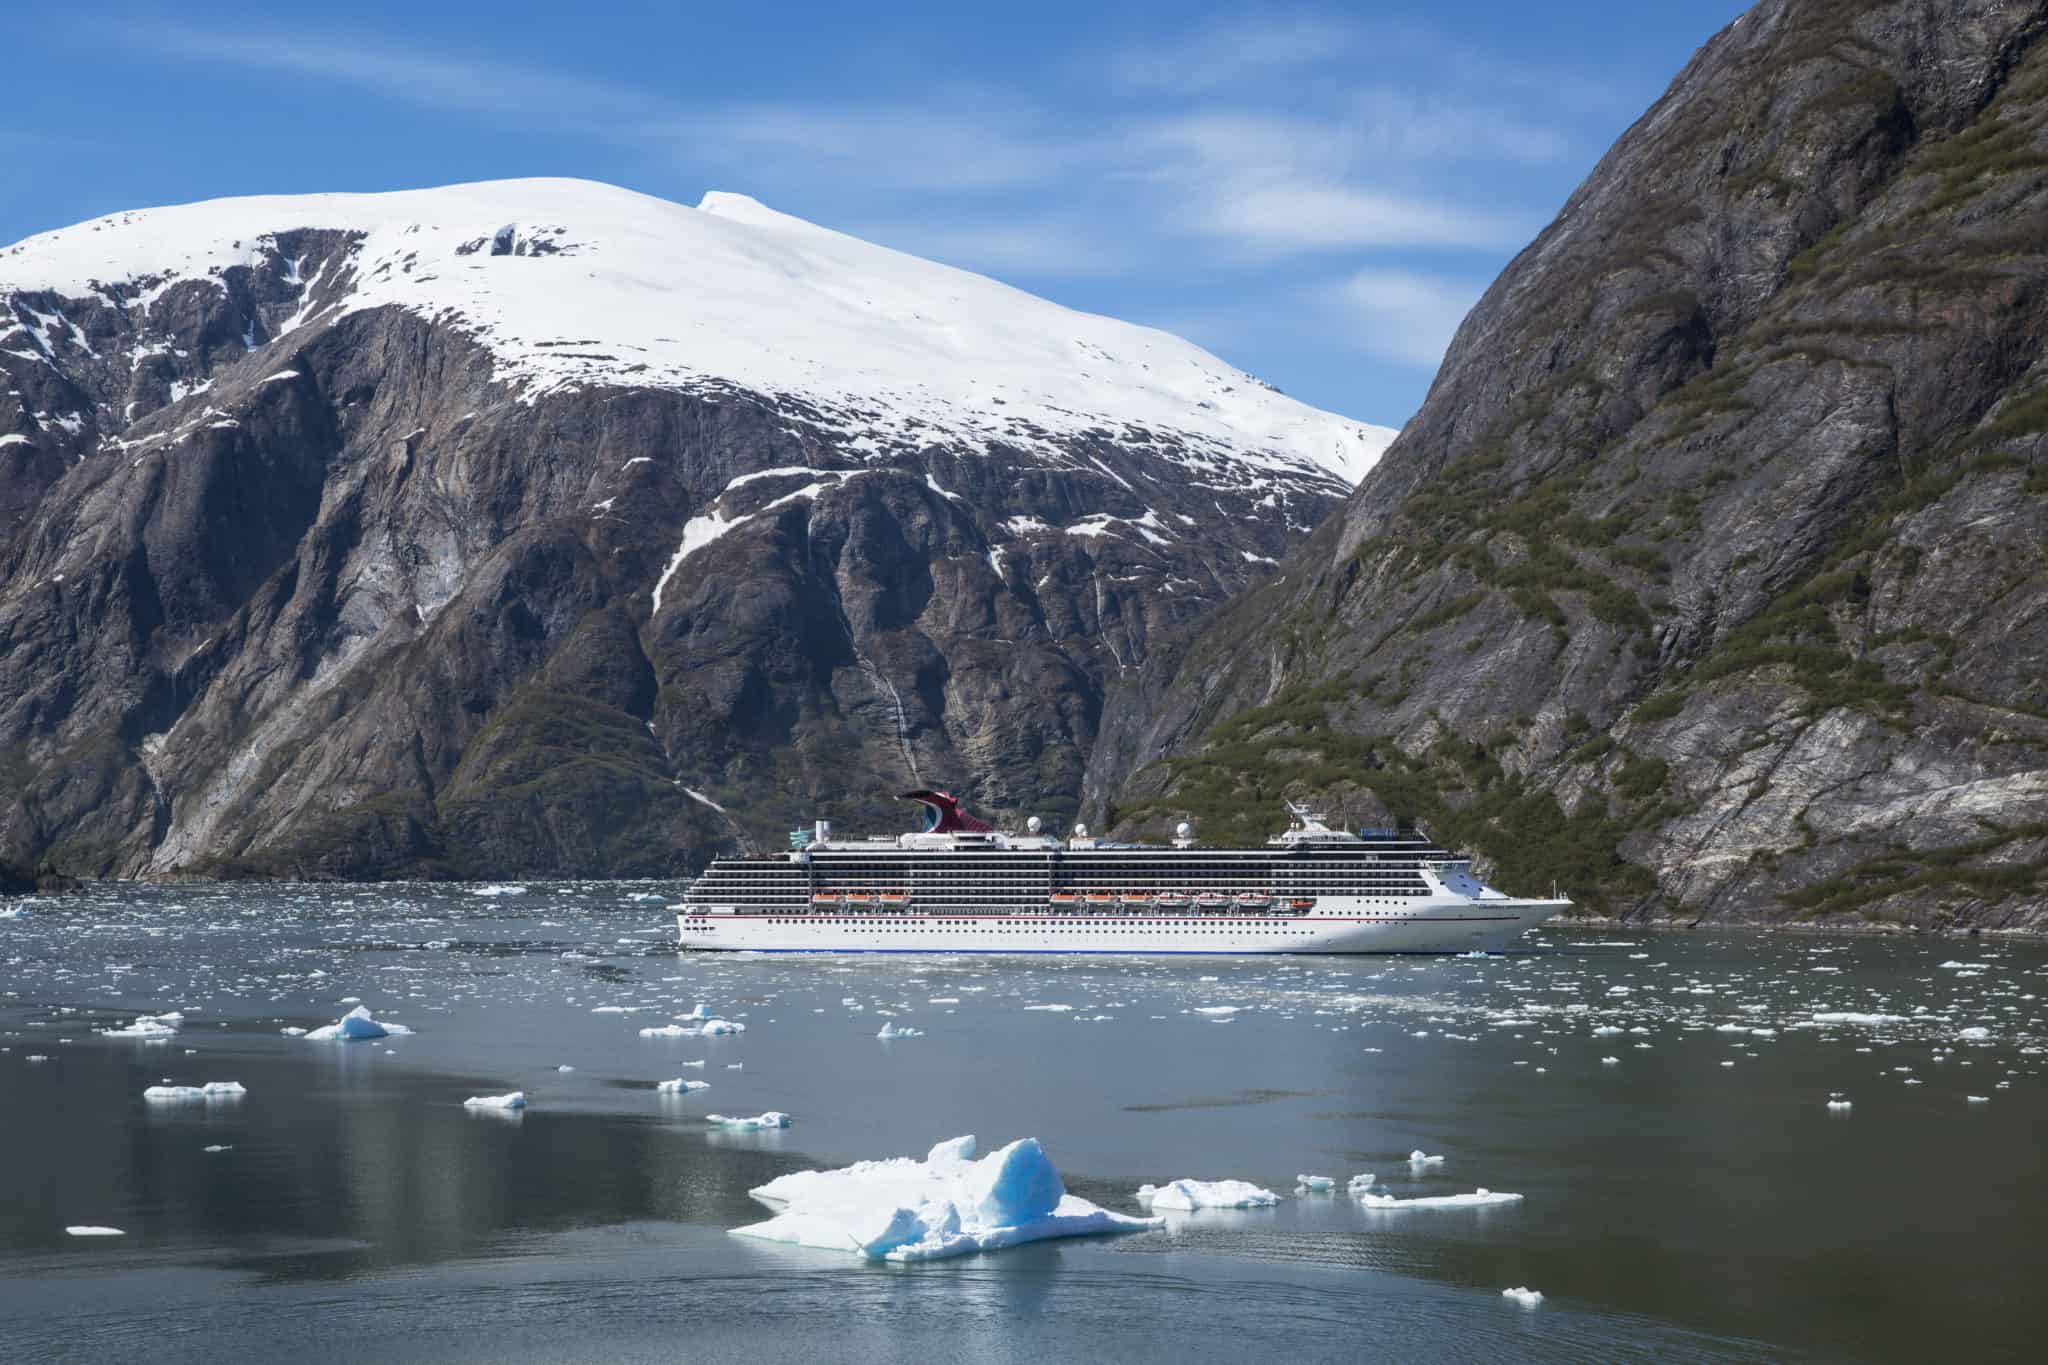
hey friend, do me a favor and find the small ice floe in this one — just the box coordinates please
[1826,1093,1853,1112]
[1959,1027,1991,1041]
[681,1059,707,1068]
[1295,1174,1335,1193]
[472,885,528,897]
[590,1006,638,1015]
[203,1144,232,1153]
[26,1055,50,1063]
[699,1019,745,1036]
[99,1011,183,1038]
[1135,1179,1281,1210]
[877,1021,924,1039]
[682,1003,712,1020]
[279,1027,308,1037]
[656,1078,710,1093]
[1023,1004,1074,1012]
[142,1081,246,1103]
[1359,1188,1523,1209]
[66,1226,125,1237]
[1193,1006,1239,1016]
[1347,1173,1376,1193]
[1409,1150,1445,1168]
[1967,1095,1990,1103]
[708,1111,790,1129]
[556,1064,575,1072]
[1812,1012,1907,1026]
[734,1135,1157,1262]
[462,1092,526,1110]
[1601,1056,1620,1065]
[1502,1286,1544,1308]
[639,1024,693,1038]
[1592,1026,1623,1036]
[304,1006,411,1042]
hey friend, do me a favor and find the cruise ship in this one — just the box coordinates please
[674,791,1567,954]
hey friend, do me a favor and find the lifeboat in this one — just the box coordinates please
[1193,892,1230,911]
[1084,892,1116,908]
[811,892,840,907]
[1153,892,1190,911]
[843,892,875,907]
[1048,892,1079,907]
[1288,897,1316,911]
[1119,891,1155,908]
[878,891,911,907]
[1234,892,1273,910]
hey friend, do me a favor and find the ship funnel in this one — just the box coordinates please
[814,820,831,846]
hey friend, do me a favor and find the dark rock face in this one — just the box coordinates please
[1097,0,2048,933]
[0,226,1348,880]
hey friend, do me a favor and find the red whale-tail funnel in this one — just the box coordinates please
[899,790,992,834]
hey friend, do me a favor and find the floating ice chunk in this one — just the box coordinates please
[1409,1150,1445,1168]
[877,1021,924,1039]
[1592,1026,1623,1036]
[1023,1004,1073,1012]
[1502,1287,1543,1307]
[473,885,528,897]
[737,1135,1158,1262]
[708,1111,790,1129]
[1967,1095,1990,1103]
[463,1091,526,1110]
[1348,1173,1376,1193]
[142,1081,245,1103]
[1193,1006,1239,1016]
[682,1003,712,1020]
[100,1011,183,1038]
[727,1063,744,1070]
[66,1226,125,1237]
[304,1005,409,1041]
[639,1024,694,1038]
[279,1027,307,1036]
[590,1006,638,1014]
[1958,1027,1991,1041]
[556,1064,575,1072]
[699,1018,745,1035]
[26,1055,49,1063]
[1601,1056,1620,1065]
[657,1078,710,1093]
[203,1144,232,1153]
[1358,1188,1523,1209]
[1135,1179,1281,1210]
[1813,1012,1907,1026]
[1295,1174,1335,1193]
[681,1059,706,1068]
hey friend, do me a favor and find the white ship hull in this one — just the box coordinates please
[675,894,1566,955]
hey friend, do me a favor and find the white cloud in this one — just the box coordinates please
[1329,268,1487,368]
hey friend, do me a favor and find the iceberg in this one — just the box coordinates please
[1295,1174,1335,1193]
[1502,1286,1544,1307]
[639,1024,693,1038]
[463,1091,526,1110]
[472,884,528,897]
[142,1081,246,1103]
[709,1111,789,1129]
[656,1078,710,1093]
[1357,1188,1522,1209]
[304,1005,411,1041]
[1135,1178,1282,1210]
[100,1011,184,1038]
[66,1226,125,1237]
[1812,1012,1907,1026]
[1409,1150,1445,1168]
[1958,1027,1991,1041]
[877,1021,924,1039]
[699,1018,745,1035]
[1347,1173,1376,1193]
[734,1135,1160,1262]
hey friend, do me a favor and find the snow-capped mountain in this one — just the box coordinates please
[0,178,1392,879]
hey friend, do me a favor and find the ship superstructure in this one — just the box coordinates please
[674,792,1566,954]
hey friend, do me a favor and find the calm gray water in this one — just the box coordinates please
[1,883,2042,1363]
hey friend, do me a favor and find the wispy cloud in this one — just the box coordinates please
[119,20,668,125]
[1328,267,1487,368]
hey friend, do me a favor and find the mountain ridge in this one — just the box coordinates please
[0,179,1385,880]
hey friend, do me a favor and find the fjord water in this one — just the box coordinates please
[1,885,2041,1363]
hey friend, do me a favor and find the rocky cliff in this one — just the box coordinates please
[1096,0,2048,933]
[0,179,1391,879]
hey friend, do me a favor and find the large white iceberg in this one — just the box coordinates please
[1135,1178,1282,1210]
[100,1011,184,1038]
[708,1111,789,1129]
[657,1078,710,1093]
[142,1081,246,1103]
[304,1005,412,1041]
[733,1135,1160,1262]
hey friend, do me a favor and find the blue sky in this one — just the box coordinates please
[4,3,1748,427]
